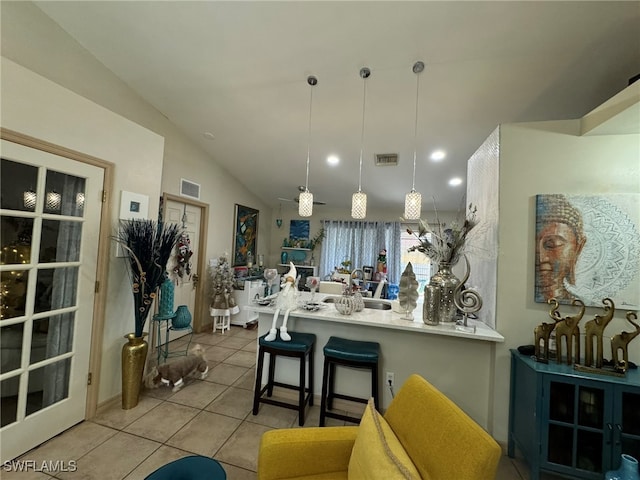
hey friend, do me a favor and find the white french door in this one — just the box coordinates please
[0,140,103,461]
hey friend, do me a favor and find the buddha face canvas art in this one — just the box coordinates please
[534,194,639,308]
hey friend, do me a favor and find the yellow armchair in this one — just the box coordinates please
[257,374,501,480]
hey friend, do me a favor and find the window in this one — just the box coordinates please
[400,223,434,294]
[319,220,401,284]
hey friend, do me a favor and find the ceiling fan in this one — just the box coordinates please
[278,185,326,205]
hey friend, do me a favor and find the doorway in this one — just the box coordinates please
[161,193,208,342]
[0,138,106,461]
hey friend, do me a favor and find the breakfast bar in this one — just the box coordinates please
[248,292,504,430]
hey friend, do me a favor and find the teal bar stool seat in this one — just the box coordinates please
[253,331,316,426]
[320,336,380,426]
[145,455,226,479]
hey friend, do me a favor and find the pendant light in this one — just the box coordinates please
[351,67,371,219]
[299,75,317,217]
[404,61,425,220]
[276,203,283,228]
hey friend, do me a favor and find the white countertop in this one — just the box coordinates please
[246,292,504,343]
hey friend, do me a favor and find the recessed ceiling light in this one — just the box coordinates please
[202,132,215,140]
[449,177,463,186]
[327,155,340,165]
[430,150,446,161]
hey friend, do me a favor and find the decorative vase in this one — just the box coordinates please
[172,305,192,329]
[605,454,640,480]
[280,251,288,264]
[335,294,355,315]
[121,333,148,410]
[423,262,460,324]
[158,277,175,318]
[352,291,365,312]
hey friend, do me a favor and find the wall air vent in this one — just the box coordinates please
[180,178,201,200]
[375,153,399,166]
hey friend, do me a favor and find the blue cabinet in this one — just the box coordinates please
[509,350,640,479]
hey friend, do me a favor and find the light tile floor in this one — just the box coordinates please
[4,326,558,480]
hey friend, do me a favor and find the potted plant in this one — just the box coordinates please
[114,219,181,408]
[308,227,325,265]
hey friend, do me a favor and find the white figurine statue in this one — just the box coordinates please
[264,262,298,342]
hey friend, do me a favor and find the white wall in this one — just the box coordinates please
[1,2,270,403]
[490,116,639,443]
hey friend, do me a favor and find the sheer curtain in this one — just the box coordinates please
[319,220,401,283]
[43,174,83,406]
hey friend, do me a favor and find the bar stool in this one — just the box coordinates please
[320,336,380,426]
[252,331,315,426]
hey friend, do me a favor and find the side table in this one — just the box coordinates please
[152,312,194,363]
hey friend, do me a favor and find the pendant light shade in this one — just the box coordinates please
[404,61,425,220]
[351,191,367,218]
[299,75,318,217]
[404,190,422,219]
[298,190,313,217]
[351,67,371,219]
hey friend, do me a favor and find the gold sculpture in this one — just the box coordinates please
[611,312,640,372]
[554,298,585,365]
[534,299,562,361]
[584,298,615,368]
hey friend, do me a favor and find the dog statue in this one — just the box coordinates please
[145,344,208,392]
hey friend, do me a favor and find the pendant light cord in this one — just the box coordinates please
[305,76,317,191]
[358,68,369,192]
[411,66,421,192]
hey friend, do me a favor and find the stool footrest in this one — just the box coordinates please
[322,410,362,425]
[329,392,369,405]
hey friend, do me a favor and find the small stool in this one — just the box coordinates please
[253,331,315,426]
[210,306,239,334]
[320,336,380,426]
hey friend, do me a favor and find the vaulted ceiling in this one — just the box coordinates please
[34,1,640,212]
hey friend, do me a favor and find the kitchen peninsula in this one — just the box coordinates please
[247,292,504,430]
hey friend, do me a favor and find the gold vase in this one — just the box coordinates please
[121,332,148,410]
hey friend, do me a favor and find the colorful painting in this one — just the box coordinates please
[289,220,310,240]
[232,204,258,266]
[534,193,639,308]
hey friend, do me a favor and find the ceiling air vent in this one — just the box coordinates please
[180,178,201,200]
[375,153,398,166]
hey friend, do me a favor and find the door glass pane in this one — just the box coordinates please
[34,267,78,313]
[1,269,29,319]
[550,381,575,423]
[31,314,74,362]
[1,377,19,427]
[39,220,82,263]
[548,423,573,466]
[1,323,24,373]
[621,437,640,463]
[622,392,640,435]
[43,170,86,217]
[578,386,604,428]
[0,159,38,212]
[576,430,602,472]
[1,216,33,265]
[25,358,71,416]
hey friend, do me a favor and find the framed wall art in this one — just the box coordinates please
[534,193,639,308]
[232,204,259,266]
[289,219,310,240]
[115,191,150,257]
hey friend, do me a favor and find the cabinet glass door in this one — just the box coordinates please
[618,390,640,461]
[548,381,575,467]
[545,380,607,476]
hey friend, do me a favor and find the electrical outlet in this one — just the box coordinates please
[386,371,394,386]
